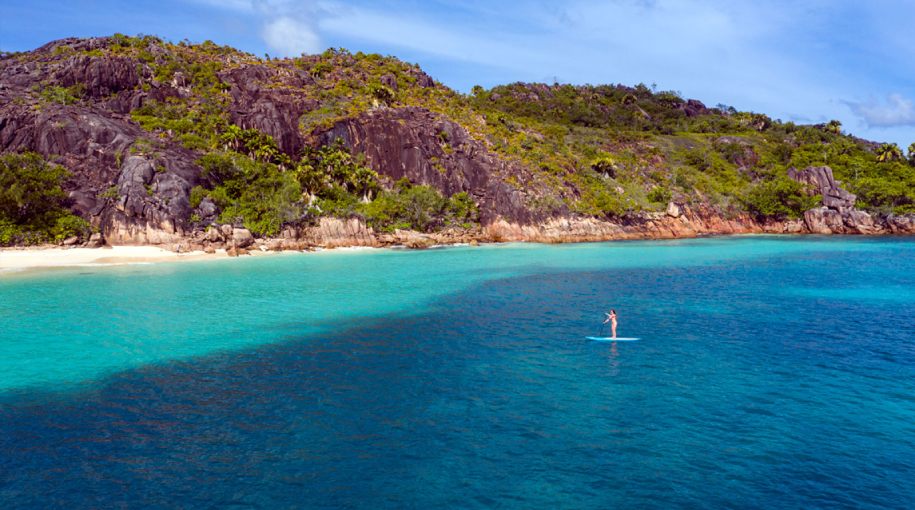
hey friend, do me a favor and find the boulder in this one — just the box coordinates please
[220,224,234,238]
[678,99,709,117]
[232,228,254,248]
[316,106,556,224]
[844,210,877,234]
[886,214,915,233]
[62,235,79,246]
[204,226,224,243]
[787,166,855,211]
[197,198,218,220]
[85,232,105,248]
[380,73,398,91]
[804,207,843,234]
[666,202,682,218]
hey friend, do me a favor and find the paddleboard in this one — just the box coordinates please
[586,336,640,342]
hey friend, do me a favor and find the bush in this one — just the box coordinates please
[197,152,303,236]
[357,181,478,232]
[51,214,91,241]
[0,152,90,245]
[647,186,672,204]
[743,178,819,219]
[297,140,379,199]
[189,185,208,208]
[38,84,84,105]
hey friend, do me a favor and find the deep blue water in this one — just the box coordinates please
[1,237,914,508]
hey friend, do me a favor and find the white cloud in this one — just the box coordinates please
[847,94,915,128]
[317,8,541,68]
[263,16,321,56]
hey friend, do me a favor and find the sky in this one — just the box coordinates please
[2,0,914,149]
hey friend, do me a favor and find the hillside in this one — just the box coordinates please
[1,34,914,249]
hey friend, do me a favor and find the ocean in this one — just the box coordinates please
[1,236,913,508]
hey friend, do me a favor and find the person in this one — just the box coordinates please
[603,309,618,339]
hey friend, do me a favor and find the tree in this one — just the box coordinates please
[0,152,90,244]
[825,119,842,134]
[908,142,915,166]
[876,143,903,163]
[743,177,820,219]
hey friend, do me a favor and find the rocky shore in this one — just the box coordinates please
[83,165,914,253]
[66,202,914,256]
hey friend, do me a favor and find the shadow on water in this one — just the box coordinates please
[1,244,915,509]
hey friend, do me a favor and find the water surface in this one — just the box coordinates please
[1,237,913,508]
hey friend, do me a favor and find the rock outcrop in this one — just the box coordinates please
[316,107,561,224]
[788,165,882,234]
[788,166,856,211]
[1,37,913,252]
[0,38,203,245]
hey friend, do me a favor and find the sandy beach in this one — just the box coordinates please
[0,245,227,271]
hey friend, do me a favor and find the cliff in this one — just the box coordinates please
[1,35,913,250]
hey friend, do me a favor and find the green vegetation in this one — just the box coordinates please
[742,177,820,219]
[189,137,477,235]
[197,152,301,236]
[36,84,85,105]
[0,153,91,245]
[346,179,477,232]
[15,33,911,243]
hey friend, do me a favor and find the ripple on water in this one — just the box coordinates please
[0,237,913,508]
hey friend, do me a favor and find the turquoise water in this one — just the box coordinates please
[1,236,914,508]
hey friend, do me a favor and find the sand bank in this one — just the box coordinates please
[0,246,226,271]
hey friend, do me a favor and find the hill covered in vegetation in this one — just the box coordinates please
[1,34,913,247]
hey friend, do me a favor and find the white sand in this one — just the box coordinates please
[0,246,225,270]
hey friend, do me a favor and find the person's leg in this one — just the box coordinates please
[611,322,617,338]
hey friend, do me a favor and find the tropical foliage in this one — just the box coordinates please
[10,33,915,243]
[0,153,91,245]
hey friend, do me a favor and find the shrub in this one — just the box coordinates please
[0,152,90,245]
[647,186,672,204]
[189,185,208,208]
[38,84,84,105]
[51,214,92,241]
[357,182,478,232]
[743,178,820,219]
[197,152,303,236]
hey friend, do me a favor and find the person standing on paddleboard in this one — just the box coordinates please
[603,310,618,339]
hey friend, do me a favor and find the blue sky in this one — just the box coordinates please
[2,0,914,149]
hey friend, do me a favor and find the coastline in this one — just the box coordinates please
[3,204,914,273]
[0,245,227,272]
[2,227,911,273]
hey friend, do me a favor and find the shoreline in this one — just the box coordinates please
[0,246,229,272]
[2,230,912,273]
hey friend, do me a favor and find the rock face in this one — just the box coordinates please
[316,107,560,224]
[220,65,316,156]
[1,37,913,251]
[679,99,709,117]
[788,166,856,211]
[787,165,883,234]
[0,38,202,244]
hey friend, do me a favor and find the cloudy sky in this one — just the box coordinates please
[3,0,913,148]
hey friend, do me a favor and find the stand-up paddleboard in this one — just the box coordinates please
[586,336,640,342]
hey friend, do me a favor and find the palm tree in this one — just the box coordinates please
[825,119,842,134]
[908,142,915,166]
[876,143,903,163]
